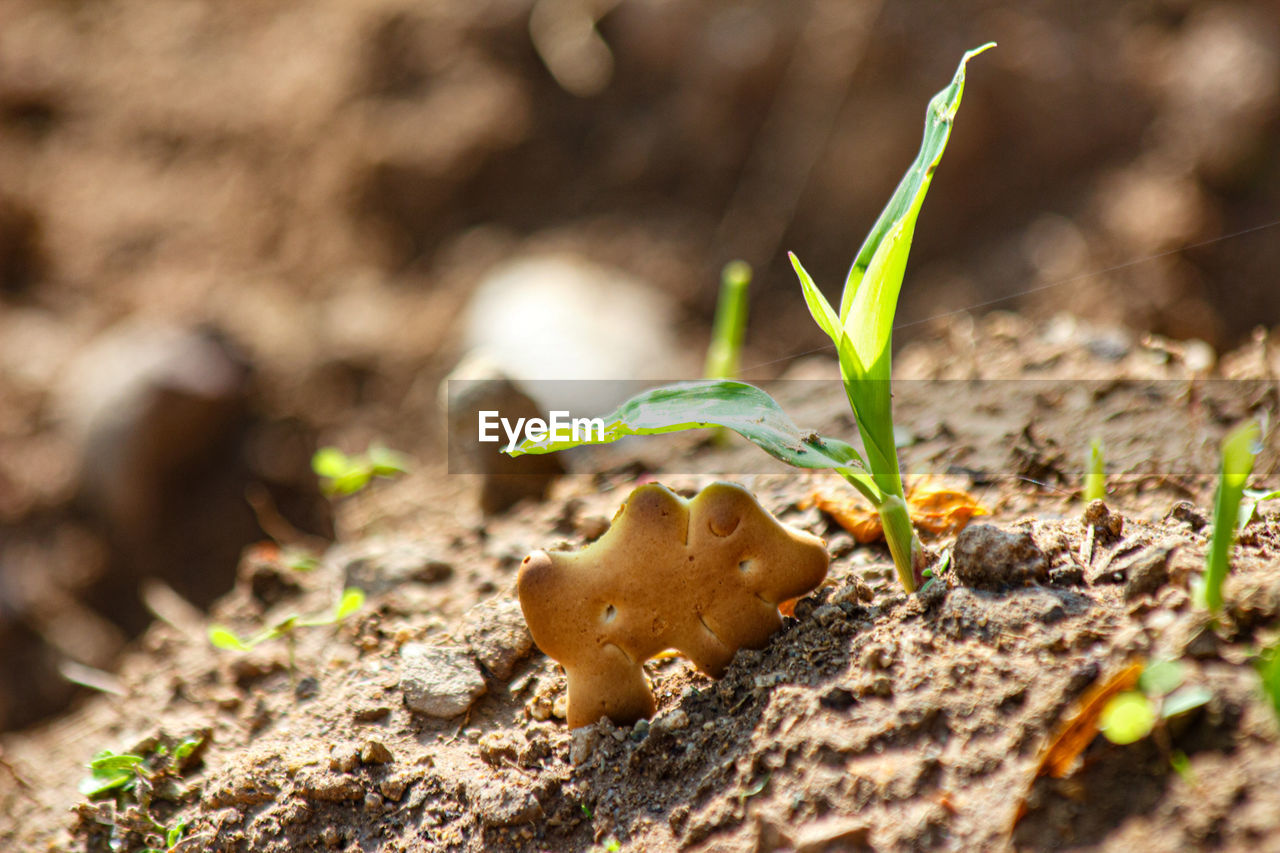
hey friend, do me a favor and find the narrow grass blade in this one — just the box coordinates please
[704,260,752,380]
[1202,421,1262,613]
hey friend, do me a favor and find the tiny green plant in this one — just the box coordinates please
[507,44,995,592]
[1099,659,1211,746]
[1239,486,1280,532]
[1083,437,1106,503]
[1197,420,1263,614]
[208,588,365,676]
[312,444,409,497]
[80,733,205,803]
[704,260,752,381]
[1258,639,1280,723]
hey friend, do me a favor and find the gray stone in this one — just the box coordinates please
[952,524,1049,588]
[470,780,543,827]
[441,355,564,515]
[333,538,453,596]
[400,643,486,718]
[463,596,534,680]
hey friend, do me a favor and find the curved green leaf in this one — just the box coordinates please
[1203,420,1262,613]
[506,380,870,474]
[334,587,366,621]
[839,42,995,326]
[208,626,249,651]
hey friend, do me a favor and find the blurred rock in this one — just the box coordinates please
[461,254,688,414]
[463,596,534,680]
[442,353,564,515]
[400,643,487,718]
[0,194,44,295]
[952,524,1049,589]
[333,536,454,596]
[54,323,251,542]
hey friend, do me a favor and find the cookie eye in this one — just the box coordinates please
[603,604,617,623]
[709,515,739,537]
[738,559,753,573]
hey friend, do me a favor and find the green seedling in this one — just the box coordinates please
[1099,659,1211,747]
[1083,437,1106,503]
[704,260,752,381]
[1196,421,1263,614]
[1239,487,1280,532]
[1258,640,1280,723]
[508,44,995,592]
[80,734,205,801]
[312,444,409,497]
[209,588,365,676]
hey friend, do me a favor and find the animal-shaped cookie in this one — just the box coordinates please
[518,481,829,728]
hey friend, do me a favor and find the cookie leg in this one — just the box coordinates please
[679,610,736,677]
[564,644,654,729]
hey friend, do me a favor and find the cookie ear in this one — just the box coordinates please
[614,483,689,547]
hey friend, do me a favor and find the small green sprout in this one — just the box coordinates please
[1099,659,1211,746]
[507,45,995,592]
[312,444,409,497]
[209,588,365,676]
[1196,420,1263,614]
[1239,487,1280,532]
[1083,437,1106,503]
[79,734,206,800]
[704,260,751,381]
[79,750,146,798]
[1258,640,1280,723]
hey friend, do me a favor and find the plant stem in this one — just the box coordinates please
[837,468,921,592]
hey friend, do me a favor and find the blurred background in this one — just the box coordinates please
[1,0,1279,730]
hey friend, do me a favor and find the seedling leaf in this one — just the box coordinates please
[507,380,870,473]
[1099,691,1156,745]
[334,587,365,621]
[1161,685,1212,718]
[1201,421,1262,613]
[208,626,250,651]
[311,447,350,479]
[1257,641,1280,721]
[1084,437,1106,503]
[1138,659,1184,697]
[368,445,410,477]
[1240,488,1280,531]
[790,252,843,347]
[839,41,996,323]
[705,260,751,381]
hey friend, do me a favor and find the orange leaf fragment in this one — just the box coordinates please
[806,478,988,543]
[1035,661,1143,780]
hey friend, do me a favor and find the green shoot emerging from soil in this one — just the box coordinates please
[1083,437,1106,504]
[1258,640,1280,723]
[1099,659,1211,746]
[80,732,206,803]
[507,44,995,592]
[312,444,409,497]
[704,260,752,381]
[208,587,365,676]
[1197,420,1263,614]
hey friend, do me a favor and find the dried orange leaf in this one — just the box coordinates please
[808,492,885,543]
[906,483,989,536]
[808,478,988,543]
[1035,661,1143,779]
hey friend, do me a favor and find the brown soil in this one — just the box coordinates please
[3,1,1280,850]
[3,317,1279,852]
